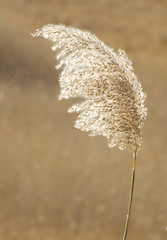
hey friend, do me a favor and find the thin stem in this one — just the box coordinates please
[122,147,137,240]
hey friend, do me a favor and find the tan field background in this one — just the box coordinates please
[0,0,167,239]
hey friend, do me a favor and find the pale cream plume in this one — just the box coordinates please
[32,24,147,151]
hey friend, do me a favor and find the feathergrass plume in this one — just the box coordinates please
[32,24,147,151]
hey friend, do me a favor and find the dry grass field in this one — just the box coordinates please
[0,0,167,239]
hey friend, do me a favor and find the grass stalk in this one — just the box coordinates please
[122,147,137,240]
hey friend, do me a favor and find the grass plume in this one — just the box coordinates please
[32,24,147,239]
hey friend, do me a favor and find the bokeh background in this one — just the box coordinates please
[0,0,167,239]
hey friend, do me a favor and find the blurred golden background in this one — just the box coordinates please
[0,0,167,239]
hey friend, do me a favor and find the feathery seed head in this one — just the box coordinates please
[32,24,147,151]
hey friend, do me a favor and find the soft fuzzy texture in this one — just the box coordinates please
[32,24,147,151]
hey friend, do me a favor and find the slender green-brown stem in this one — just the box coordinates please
[122,147,137,240]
